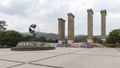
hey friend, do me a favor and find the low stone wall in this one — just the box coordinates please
[70,43,87,48]
[17,42,57,47]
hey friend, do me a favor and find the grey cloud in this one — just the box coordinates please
[0,0,34,16]
[93,0,120,13]
[0,0,120,35]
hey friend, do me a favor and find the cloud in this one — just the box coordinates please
[0,0,120,35]
[0,0,34,15]
[94,0,120,13]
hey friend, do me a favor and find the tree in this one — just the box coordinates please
[23,35,32,41]
[0,30,23,47]
[0,31,5,47]
[33,36,46,42]
[39,36,46,42]
[6,30,23,47]
[47,39,54,42]
[106,29,120,44]
[93,37,102,43]
[0,20,7,31]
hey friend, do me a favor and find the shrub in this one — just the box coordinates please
[11,46,55,51]
[104,44,116,47]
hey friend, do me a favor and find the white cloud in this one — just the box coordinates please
[0,0,10,7]
[0,0,120,35]
[107,13,120,34]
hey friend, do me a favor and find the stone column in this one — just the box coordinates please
[101,10,107,41]
[58,18,65,44]
[67,13,75,44]
[87,9,94,43]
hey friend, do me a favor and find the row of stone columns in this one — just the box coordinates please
[87,9,107,43]
[58,13,75,44]
[58,9,107,44]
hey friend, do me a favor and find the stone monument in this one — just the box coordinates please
[16,24,57,48]
[58,18,65,44]
[87,9,94,43]
[68,13,75,44]
[101,10,107,42]
[29,24,38,38]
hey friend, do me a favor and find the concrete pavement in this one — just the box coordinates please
[0,48,120,68]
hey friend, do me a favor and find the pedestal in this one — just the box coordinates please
[68,40,74,44]
[58,40,65,44]
[101,38,106,42]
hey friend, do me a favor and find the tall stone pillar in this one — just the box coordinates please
[87,9,94,43]
[67,13,75,44]
[101,10,107,41]
[58,18,65,44]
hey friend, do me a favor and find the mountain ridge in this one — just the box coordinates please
[22,32,102,40]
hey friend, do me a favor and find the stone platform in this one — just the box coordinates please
[0,48,120,68]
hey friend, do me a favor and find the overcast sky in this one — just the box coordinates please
[0,0,120,35]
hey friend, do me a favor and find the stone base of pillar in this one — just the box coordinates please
[58,40,65,44]
[68,40,74,44]
[87,39,93,43]
[101,38,106,42]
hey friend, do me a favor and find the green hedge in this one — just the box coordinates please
[11,46,55,51]
[104,44,116,47]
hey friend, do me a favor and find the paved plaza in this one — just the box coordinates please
[0,48,120,68]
